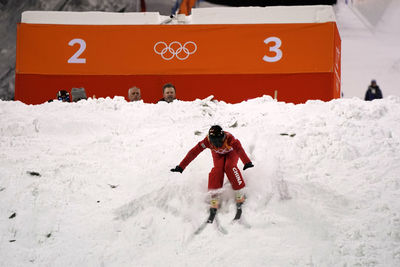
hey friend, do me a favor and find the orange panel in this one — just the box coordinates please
[333,23,341,98]
[15,73,333,104]
[16,23,335,76]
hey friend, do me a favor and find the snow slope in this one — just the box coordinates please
[1,1,400,100]
[1,95,400,266]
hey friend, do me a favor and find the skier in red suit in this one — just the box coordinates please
[171,125,254,223]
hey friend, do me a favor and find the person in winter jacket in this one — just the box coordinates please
[365,80,383,101]
[171,125,254,223]
[128,86,141,102]
[158,83,177,103]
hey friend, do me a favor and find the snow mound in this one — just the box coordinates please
[1,96,400,266]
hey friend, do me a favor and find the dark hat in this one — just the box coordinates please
[208,125,225,147]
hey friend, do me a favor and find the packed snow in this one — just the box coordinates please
[1,95,400,266]
[2,1,400,266]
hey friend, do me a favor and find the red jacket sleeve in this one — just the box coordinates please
[229,134,251,164]
[178,137,209,170]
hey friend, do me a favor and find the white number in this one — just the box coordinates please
[263,37,282,63]
[68,38,86,64]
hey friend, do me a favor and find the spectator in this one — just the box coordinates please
[158,83,177,103]
[128,86,141,102]
[365,80,383,101]
[56,90,70,102]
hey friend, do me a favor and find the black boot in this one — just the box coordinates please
[233,202,243,220]
[207,208,217,223]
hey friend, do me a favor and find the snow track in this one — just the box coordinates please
[1,96,400,266]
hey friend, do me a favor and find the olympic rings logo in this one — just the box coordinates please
[154,41,197,60]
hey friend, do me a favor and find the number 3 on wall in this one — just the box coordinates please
[68,38,86,64]
[263,37,282,63]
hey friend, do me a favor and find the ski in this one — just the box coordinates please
[232,217,252,229]
[193,215,228,235]
[193,221,208,235]
[192,204,253,236]
[215,216,228,234]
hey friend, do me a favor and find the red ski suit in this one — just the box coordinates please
[179,132,251,190]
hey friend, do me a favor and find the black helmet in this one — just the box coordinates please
[208,125,225,147]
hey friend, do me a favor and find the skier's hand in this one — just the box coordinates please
[170,165,183,173]
[243,162,254,170]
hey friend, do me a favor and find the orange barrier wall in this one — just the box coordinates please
[15,22,341,104]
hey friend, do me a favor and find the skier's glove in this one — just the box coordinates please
[170,165,183,173]
[243,162,254,170]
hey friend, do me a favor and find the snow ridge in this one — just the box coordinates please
[1,96,400,266]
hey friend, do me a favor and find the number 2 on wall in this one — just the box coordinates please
[263,37,282,63]
[68,38,86,64]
